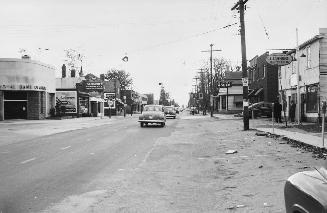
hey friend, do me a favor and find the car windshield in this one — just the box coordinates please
[144,106,162,112]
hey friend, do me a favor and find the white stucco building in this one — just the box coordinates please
[279,28,327,122]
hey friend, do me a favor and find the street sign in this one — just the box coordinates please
[242,78,248,86]
[218,81,232,88]
[108,100,115,109]
[266,53,293,66]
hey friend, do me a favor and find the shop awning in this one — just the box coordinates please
[78,91,90,97]
[248,89,256,97]
[254,88,263,96]
[115,98,125,105]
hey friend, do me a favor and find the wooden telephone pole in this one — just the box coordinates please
[232,0,249,130]
[201,44,221,117]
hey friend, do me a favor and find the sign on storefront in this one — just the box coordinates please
[85,82,103,91]
[104,92,115,100]
[56,91,77,113]
[266,53,293,66]
[218,81,232,88]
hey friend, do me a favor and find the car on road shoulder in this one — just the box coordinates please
[249,101,272,118]
[164,106,176,119]
[138,105,166,127]
[284,163,327,213]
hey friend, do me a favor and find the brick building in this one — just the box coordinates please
[0,56,56,120]
[248,52,279,104]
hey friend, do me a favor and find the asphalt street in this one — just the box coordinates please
[1,112,325,213]
[0,116,178,213]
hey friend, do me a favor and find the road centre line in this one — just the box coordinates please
[60,146,71,150]
[21,158,36,164]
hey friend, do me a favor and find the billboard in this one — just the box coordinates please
[56,91,77,113]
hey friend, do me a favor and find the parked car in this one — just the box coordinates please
[284,165,327,213]
[138,105,166,127]
[248,101,272,118]
[164,106,176,119]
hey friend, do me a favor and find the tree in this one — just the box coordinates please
[64,49,83,70]
[104,68,133,91]
[159,87,170,106]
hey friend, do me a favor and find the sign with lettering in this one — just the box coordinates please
[242,78,248,86]
[266,53,293,66]
[104,92,115,100]
[0,84,46,91]
[85,82,103,91]
[218,81,232,88]
[56,91,77,113]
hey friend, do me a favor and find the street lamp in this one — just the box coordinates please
[295,28,307,124]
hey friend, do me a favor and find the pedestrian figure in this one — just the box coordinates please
[289,100,296,122]
[273,100,282,123]
[277,101,283,123]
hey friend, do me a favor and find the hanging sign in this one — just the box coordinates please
[266,53,293,66]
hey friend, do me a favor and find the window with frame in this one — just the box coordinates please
[306,85,318,113]
[234,95,243,108]
[306,46,311,68]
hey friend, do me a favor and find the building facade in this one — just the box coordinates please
[279,28,327,122]
[218,72,243,112]
[248,52,279,104]
[0,57,56,120]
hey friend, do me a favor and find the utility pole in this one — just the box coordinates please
[201,45,221,117]
[232,0,249,130]
[197,68,209,115]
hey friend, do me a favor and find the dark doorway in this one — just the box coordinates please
[4,101,27,119]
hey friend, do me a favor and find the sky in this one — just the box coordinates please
[0,0,327,106]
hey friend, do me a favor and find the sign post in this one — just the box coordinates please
[322,101,326,148]
[272,103,275,134]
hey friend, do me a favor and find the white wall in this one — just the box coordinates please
[0,58,56,93]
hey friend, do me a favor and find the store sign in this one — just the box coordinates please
[85,82,103,91]
[218,81,232,88]
[56,91,77,113]
[104,92,115,100]
[0,84,46,91]
[266,53,293,66]
[242,78,248,86]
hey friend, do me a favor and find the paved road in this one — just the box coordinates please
[0,116,178,213]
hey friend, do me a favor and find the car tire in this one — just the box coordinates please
[161,123,165,127]
[140,122,144,127]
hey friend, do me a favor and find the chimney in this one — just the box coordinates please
[61,64,66,78]
[100,74,105,81]
[71,69,76,78]
[79,66,84,77]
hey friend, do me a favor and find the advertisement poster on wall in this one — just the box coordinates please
[56,91,77,114]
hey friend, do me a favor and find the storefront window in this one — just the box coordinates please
[306,85,318,113]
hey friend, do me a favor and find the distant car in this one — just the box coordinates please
[284,166,327,213]
[138,105,166,127]
[249,102,272,118]
[164,106,176,119]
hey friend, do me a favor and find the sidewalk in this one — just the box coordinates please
[0,115,136,146]
[213,113,327,149]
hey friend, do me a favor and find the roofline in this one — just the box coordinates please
[286,35,324,54]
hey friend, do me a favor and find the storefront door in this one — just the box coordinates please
[4,91,28,119]
[4,101,27,119]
